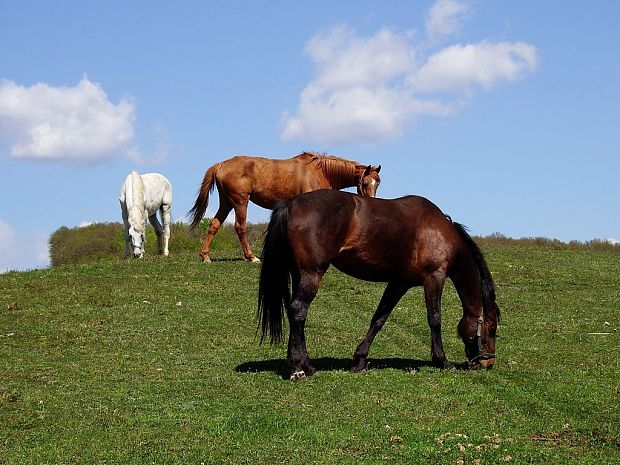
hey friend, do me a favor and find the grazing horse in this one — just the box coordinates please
[188,152,381,263]
[258,189,501,380]
[119,171,172,258]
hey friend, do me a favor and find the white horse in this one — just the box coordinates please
[119,171,172,258]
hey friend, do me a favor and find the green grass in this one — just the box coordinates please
[1,243,618,464]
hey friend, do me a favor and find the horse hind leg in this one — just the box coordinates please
[199,197,233,263]
[424,270,453,369]
[233,199,259,263]
[353,282,407,372]
[287,270,323,380]
[160,203,171,256]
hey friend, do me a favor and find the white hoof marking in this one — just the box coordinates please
[290,370,306,381]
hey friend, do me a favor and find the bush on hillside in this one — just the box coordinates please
[476,232,620,252]
[49,223,125,267]
[49,220,268,267]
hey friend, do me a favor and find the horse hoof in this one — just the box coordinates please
[201,257,211,263]
[433,359,454,369]
[480,358,495,369]
[248,257,261,263]
[290,370,306,381]
[352,357,368,372]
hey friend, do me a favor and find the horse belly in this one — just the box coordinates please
[332,246,399,282]
[143,193,163,216]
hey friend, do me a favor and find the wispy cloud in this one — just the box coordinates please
[280,0,538,147]
[126,123,172,166]
[411,41,538,93]
[0,219,49,273]
[425,0,472,41]
[0,77,135,164]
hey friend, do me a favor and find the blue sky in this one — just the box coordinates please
[1,0,619,272]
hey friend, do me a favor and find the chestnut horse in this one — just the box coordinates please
[258,189,501,380]
[188,152,381,262]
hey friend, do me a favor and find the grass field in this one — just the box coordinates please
[1,241,618,464]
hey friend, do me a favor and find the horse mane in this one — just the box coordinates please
[452,222,501,323]
[301,151,361,189]
[128,171,146,233]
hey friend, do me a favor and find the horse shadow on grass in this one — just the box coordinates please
[235,357,470,380]
[205,257,248,263]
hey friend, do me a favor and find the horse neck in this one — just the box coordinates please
[317,157,359,189]
[128,172,146,231]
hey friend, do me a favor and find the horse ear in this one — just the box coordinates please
[375,165,381,173]
[364,165,372,176]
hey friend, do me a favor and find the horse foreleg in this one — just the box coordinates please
[287,271,322,380]
[353,282,407,372]
[424,270,452,369]
[199,201,232,263]
[233,201,259,263]
[121,202,131,258]
[123,226,131,258]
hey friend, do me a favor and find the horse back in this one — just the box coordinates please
[141,173,172,214]
[216,155,331,209]
[285,190,461,283]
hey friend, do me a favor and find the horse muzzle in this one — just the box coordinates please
[468,353,495,370]
[468,315,495,369]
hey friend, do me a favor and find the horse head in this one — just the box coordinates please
[357,165,381,197]
[128,226,145,258]
[465,314,498,370]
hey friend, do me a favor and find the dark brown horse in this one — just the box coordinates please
[258,189,500,380]
[188,152,381,262]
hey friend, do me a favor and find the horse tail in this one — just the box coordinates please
[257,201,292,345]
[453,222,501,324]
[128,171,146,233]
[188,162,221,228]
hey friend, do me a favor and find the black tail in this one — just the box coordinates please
[257,202,292,344]
[453,222,501,323]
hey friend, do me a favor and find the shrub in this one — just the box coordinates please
[49,223,124,267]
[49,220,268,266]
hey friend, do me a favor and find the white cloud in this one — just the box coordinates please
[0,77,135,164]
[0,219,49,273]
[280,0,538,147]
[281,26,418,145]
[305,26,416,90]
[425,0,471,41]
[412,42,538,93]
